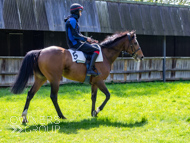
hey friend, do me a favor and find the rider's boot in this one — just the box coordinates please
[87,52,99,76]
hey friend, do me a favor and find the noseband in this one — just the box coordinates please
[122,33,141,57]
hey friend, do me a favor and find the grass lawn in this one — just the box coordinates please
[0,81,190,142]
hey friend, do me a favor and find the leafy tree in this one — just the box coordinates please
[134,0,190,5]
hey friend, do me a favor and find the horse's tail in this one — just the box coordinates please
[11,50,41,94]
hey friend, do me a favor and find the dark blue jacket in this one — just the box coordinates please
[65,14,87,49]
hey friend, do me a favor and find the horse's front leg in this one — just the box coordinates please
[91,84,98,117]
[95,80,110,116]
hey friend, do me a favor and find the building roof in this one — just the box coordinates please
[0,0,190,36]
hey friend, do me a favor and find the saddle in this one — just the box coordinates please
[68,44,103,63]
[68,44,103,84]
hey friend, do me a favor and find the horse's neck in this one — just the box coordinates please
[102,38,127,64]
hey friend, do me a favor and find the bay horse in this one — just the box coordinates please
[11,30,144,123]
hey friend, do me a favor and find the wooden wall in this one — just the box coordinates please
[0,57,190,86]
[109,57,190,82]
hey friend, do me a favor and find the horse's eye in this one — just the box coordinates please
[134,42,137,45]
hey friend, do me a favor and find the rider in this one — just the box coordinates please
[64,3,99,76]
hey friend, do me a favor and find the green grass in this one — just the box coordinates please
[0,81,190,142]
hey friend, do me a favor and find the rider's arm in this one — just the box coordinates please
[75,33,88,41]
[69,18,87,42]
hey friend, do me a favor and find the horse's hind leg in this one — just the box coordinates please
[22,75,46,123]
[50,81,66,119]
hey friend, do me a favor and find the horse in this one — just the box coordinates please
[11,30,144,123]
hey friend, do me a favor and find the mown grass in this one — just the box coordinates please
[0,81,190,143]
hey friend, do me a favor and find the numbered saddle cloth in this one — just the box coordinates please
[68,44,103,63]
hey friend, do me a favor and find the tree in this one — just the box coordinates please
[134,0,190,5]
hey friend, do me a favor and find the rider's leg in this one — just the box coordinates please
[87,51,99,76]
[79,43,100,76]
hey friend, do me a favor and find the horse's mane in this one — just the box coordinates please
[100,31,129,48]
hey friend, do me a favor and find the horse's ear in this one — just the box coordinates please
[131,30,136,35]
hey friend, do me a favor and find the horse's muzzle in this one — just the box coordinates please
[140,56,144,61]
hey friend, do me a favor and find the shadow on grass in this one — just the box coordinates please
[9,117,147,134]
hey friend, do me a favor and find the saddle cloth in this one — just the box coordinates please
[68,44,103,63]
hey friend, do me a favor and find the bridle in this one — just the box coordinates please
[122,33,141,58]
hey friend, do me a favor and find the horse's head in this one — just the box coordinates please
[124,31,144,61]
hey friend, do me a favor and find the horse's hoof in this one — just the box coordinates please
[92,110,98,117]
[59,116,67,119]
[22,116,28,124]
[22,118,28,124]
